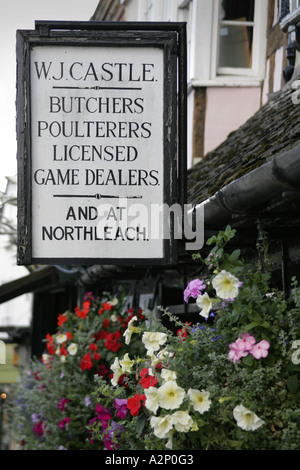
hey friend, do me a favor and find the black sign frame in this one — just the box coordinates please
[16,21,187,267]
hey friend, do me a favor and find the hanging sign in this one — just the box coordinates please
[16,21,187,266]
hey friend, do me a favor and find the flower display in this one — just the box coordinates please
[8,226,300,451]
[8,294,146,450]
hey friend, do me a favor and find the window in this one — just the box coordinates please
[211,0,268,80]
[218,0,255,71]
[137,0,268,85]
[279,0,300,30]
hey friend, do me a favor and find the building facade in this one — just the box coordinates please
[91,0,298,168]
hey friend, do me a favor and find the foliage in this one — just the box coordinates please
[88,226,300,450]
[7,292,146,450]
[7,226,300,450]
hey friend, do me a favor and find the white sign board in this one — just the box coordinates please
[17,24,184,265]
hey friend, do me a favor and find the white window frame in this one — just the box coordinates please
[137,0,268,86]
[190,0,268,87]
[280,0,300,31]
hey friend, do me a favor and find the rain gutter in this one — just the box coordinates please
[188,141,300,230]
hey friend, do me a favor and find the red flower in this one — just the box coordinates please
[93,352,101,361]
[103,318,110,328]
[177,322,191,341]
[57,313,67,327]
[75,301,90,319]
[65,331,73,340]
[60,344,68,356]
[94,329,109,341]
[117,374,128,387]
[46,341,55,355]
[98,302,113,315]
[127,394,146,416]
[139,374,158,389]
[139,368,158,389]
[96,364,108,378]
[103,302,112,310]
[33,421,44,437]
[140,368,149,377]
[80,352,93,371]
[104,332,122,352]
[89,342,98,352]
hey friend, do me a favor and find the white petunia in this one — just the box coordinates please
[119,353,134,373]
[157,380,185,410]
[123,316,140,345]
[67,343,78,356]
[171,410,193,433]
[110,357,123,386]
[150,415,173,439]
[188,389,212,414]
[196,292,213,318]
[142,331,168,354]
[161,369,177,382]
[144,386,160,414]
[212,270,240,300]
[56,334,67,344]
[233,404,264,431]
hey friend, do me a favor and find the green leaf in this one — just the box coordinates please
[286,375,299,394]
[242,354,255,367]
[244,321,260,331]
[248,311,262,322]
[136,414,146,434]
[206,235,217,246]
[196,418,206,428]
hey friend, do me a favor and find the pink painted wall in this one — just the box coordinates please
[204,87,262,155]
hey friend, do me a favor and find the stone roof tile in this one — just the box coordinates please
[187,82,300,205]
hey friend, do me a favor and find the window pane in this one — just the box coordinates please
[218,25,253,68]
[220,0,254,22]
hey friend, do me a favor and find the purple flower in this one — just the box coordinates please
[184,279,206,302]
[104,420,124,450]
[31,413,39,423]
[84,396,92,407]
[58,417,70,430]
[57,398,70,411]
[84,291,95,302]
[33,421,44,437]
[114,398,128,419]
[95,403,113,429]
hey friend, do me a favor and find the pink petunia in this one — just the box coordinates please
[184,279,206,302]
[250,340,270,359]
[235,333,256,352]
[228,342,249,363]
